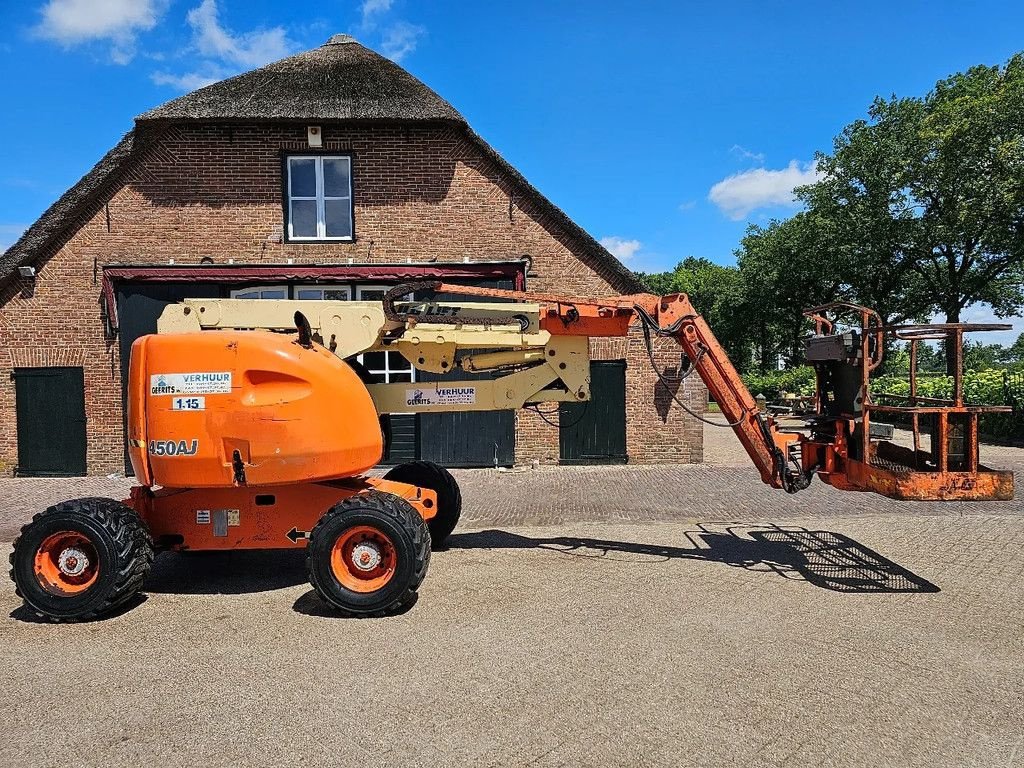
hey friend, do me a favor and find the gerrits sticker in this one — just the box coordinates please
[150,372,232,396]
[405,387,476,407]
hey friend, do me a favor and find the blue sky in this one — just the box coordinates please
[1,1,1023,338]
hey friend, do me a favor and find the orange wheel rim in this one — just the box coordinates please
[34,530,100,596]
[330,525,397,593]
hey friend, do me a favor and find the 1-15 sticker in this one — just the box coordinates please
[172,397,205,411]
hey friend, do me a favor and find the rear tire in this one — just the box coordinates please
[306,490,430,617]
[9,497,154,622]
[383,461,462,548]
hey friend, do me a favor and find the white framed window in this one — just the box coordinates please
[357,285,415,384]
[231,286,288,300]
[355,286,388,302]
[286,156,353,241]
[294,286,351,301]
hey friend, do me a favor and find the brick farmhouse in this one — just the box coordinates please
[0,35,705,476]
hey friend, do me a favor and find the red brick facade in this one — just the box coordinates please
[0,121,705,474]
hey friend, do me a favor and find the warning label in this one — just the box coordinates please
[405,387,476,407]
[151,372,232,396]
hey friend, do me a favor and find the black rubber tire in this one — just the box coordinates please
[383,460,462,548]
[306,490,430,617]
[9,497,154,622]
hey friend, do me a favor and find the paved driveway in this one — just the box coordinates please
[0,425,1022,767]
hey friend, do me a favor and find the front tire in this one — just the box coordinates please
[306,490,430,617]
[383,461,462,548]
[9,497,154,622]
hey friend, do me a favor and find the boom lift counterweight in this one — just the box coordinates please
[9,284,1014,621]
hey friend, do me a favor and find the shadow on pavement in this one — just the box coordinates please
[7,524,937,624]
[144,549,308,595]
[291,589,419,618]
[9,593,149,624]
[448,524,940,593]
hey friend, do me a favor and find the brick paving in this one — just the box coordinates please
[2,510,1023,767]
[1,423,1022,766]
[1,420,1021,538]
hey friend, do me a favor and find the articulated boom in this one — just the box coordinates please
[162,282,1011,501]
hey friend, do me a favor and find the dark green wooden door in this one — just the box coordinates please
[559,360,627,465]
[418,366,516,467]
[381,414,418,464]
[14,367,87,476]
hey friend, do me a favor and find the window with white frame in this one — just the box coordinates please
[231,286,288,300]
[294,286,350,301]
[286,156,353,241]
[357,285,415,384]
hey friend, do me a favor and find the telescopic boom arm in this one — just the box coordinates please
[158,281,1011,501]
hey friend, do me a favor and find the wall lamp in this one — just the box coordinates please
[17,266,36,279]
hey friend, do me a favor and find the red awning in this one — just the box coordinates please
[101,262,527,331]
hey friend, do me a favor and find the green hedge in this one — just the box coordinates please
[873,369,1024,440]
[741,367,816,401]
[740,367,1024,440]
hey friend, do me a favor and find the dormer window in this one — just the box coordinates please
[285,155,353,241]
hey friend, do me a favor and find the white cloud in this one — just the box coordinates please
[730,144,765,164]
[152,0,298,91]
[600,236,642,261]
[186,0,293,68]
[353,0,425,63]
[361,0,394,20]
[379,21,425,63]
[34,0,167,63]
[151,69,224,91]
[708,160,822,221]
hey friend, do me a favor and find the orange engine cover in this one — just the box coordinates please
[127,331,383,488]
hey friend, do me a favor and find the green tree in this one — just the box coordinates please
[800,54,1024,370]
[735,212,843,370]
[1000,332,1024,363]
[962,341,1006,370]
[637,257,752,367]
[914,343,946,372]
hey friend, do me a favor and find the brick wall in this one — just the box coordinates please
[0,122,704,474]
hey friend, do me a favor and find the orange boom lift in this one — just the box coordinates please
[9,284,1014,621]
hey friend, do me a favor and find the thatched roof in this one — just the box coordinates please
[0,36,641,293]
[137,34,464,124]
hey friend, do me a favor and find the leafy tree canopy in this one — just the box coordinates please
[637,257,751,365]
[800,53,1024,325]
[640,53,1024,374]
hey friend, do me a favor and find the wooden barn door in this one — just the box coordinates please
[417,367,516,467]
[559,360,627,465]
[14,367,87,476]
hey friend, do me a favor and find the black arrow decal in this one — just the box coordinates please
[286,527,310,543]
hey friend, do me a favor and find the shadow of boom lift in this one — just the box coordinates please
[10,522,937,622]
[448,523,940,594]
